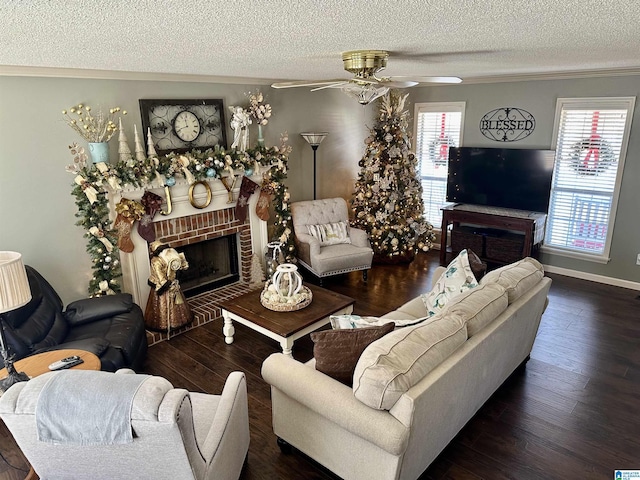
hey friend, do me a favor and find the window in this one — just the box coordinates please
[544,97,635,262]
[414,102,465,228]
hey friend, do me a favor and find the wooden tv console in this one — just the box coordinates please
[440,204,547,266]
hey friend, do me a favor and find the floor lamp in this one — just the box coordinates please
[301,132,328,199]
[0,252,32,393]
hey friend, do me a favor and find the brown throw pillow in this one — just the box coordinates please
[311,323,395,386]
[467,248,487,281]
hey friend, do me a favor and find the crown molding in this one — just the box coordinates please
[2,64,640,86]
[0,65,272,85]
[458,67,640,84]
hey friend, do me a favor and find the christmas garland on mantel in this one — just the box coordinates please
[67,139,294,297]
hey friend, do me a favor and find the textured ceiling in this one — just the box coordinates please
[2,0,640,83]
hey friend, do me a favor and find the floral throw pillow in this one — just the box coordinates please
[420,249,478,317]
[307,221,352,246]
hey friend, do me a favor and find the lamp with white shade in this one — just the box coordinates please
[300,132,329,199]
[0,251,32,392]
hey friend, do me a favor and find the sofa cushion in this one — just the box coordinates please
[307,221,352,246]
[311,323,394,386]
[353,313,468,410]
[444,283,508,337]
[421,249,478,317]
[480,257,544,304]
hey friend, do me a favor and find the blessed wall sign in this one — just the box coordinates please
[479,107,535,142]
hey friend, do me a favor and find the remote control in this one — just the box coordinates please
[48,355,84,371]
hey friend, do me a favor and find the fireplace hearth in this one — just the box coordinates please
[178,234,240,297]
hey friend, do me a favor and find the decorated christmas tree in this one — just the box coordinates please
[351,92,435,263]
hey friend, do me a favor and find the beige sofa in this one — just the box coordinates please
[262,258,551,480]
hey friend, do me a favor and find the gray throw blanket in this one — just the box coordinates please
[36,370,150,445]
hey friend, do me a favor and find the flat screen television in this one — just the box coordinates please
[446,147,555,213]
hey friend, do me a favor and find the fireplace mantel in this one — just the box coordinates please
[108,175,268,307]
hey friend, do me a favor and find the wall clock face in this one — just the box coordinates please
[174,110,201,142]
[139,99,227,155]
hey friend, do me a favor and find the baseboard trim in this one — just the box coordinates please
[542,264,640,291]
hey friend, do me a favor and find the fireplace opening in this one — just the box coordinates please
[177,235,239,297]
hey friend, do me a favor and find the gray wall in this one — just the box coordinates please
[408,75,640,285]
[1,73,639,305]
[0,75,371,304]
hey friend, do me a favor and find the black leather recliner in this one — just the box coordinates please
[0,266,147,372]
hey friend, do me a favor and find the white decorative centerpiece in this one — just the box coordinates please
[260,263,312,311]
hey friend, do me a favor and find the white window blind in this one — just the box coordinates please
[545,97,635,261]
[414,102,465,228]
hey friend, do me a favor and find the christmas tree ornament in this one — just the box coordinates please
[235,175,260,222]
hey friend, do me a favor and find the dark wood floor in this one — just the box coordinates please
[2,251,639,479]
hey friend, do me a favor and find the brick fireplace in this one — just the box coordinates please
[108,176,268,345]
[154,207,252,289]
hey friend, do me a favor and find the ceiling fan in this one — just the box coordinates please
[271,50,462,105]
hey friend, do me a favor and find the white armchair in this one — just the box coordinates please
[291,197,373,284]
[0,369,250,480]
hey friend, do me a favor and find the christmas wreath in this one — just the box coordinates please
[568,137,616,176]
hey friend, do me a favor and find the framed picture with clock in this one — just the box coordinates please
[139,99,227,155]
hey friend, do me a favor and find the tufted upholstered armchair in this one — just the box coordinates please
[0,369,250,480]
[291,198,373,284]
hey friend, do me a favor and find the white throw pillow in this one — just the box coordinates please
[307,221,352,246]
[421,249,478,317]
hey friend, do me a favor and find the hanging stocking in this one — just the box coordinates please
[256,188,271,221]
[114,198,145,253]
[235,176,260,222]
[138,191,164,243]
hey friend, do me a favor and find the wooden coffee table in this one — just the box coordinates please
[0,349,101,382]
[219,284,354,357]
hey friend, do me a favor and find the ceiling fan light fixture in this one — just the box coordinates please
[341,83,390,105]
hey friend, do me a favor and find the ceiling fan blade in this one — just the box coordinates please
[389,75,462,84]
[271,79,349,89]
[310,82,350,92]
[377,79,419,88]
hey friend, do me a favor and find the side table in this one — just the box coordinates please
[0,349,101,380]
